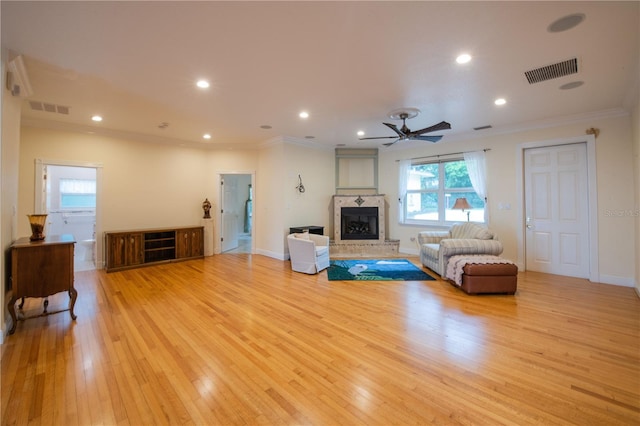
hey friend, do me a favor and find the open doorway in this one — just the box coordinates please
[220,173,254,254]
[35,160,102,271]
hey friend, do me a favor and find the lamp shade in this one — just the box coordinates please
[452,197,471,210]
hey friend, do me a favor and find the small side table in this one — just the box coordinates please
[289,226,324,235]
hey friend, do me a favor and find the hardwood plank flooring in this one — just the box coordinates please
[2,254,639,425]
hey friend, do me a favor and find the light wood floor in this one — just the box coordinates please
[2,255,639,425]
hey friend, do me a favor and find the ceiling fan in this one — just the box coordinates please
[359,108,451,146]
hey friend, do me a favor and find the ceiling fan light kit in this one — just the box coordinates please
[360,107,451,147]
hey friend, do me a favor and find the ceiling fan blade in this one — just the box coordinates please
[412,135,443,143]
[383,122,406,137]
[382,139,400,147]
[359,136,397,140]
[411,121,451,135]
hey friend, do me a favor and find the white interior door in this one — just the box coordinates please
[221,176,239,252]
[524,143,590,278]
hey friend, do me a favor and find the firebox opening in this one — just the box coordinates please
[341,207,379,240]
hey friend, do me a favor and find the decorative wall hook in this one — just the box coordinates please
[586,127,600,138]
[296,175,306,193]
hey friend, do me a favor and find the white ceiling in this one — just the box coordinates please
[2,1,639,150]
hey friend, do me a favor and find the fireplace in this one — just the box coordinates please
[341,207,379,240]
[331,194,399,257]
[332,194,386,243]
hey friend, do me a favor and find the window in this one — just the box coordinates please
[59,179,96,209]
[401,159,485,225]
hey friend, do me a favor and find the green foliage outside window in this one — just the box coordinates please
[405,159,485,223]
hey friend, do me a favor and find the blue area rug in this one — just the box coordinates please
[327,259,435,281]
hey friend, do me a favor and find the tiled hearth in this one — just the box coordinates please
[330,194,400,258]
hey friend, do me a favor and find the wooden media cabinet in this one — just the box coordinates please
[105,226,204,272]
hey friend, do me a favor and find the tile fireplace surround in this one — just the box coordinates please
[330,194,400,258]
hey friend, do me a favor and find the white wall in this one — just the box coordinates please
[282,140,334,241]
[206,151,259,254]
[13,110,638,287]
[632,101,640,294]
[20,127,211,229]
[18,129,339,264]
[379,112,637,286]
[255,140,286,258]
[19,127,250,265]
[1,48,24,341]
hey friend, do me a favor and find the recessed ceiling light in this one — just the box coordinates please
[203,133,211,139]
[494,98,507,106]
[357,130,365,137]
[456,53,472,64]
[299,111,309,119]
[548,13,586,33]
[196,79,210,89]
[91,115,102,122]
[559,81,584,90]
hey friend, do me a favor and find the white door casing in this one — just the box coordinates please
[34,158,104,268]
[524,143,590,278]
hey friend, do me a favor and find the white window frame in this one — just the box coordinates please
[59,178,97,211]
[401,158,485,226]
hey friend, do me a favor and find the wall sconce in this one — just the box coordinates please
[452,197,472,222]
[296,174,305,193]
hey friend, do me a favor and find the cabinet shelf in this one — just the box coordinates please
[145,246,175,252]
[105,226,204,272]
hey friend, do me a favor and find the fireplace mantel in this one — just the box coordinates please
[333,195,386,244]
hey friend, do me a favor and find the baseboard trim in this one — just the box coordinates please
[598,274,635,287]
[256,248,287,261]
[399,247,420,256]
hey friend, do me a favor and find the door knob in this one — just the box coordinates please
[526,217,533,229]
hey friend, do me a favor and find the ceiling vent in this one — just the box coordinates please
[29,101,70,115]
[524,58,578,84]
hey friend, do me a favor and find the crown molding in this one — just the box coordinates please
[257,135,333,151]
[441,107,630,145]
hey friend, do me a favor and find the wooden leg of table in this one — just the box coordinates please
[7,296,18,335]
[68,287,77,320]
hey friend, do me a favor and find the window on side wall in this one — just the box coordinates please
[59,179,96,210]
[402,159,485,225]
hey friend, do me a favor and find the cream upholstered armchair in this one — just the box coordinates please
[287,233,330,274]
[417,222,503,277]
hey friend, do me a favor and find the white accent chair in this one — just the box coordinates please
[417,222,503,277]
[287,232,330,274]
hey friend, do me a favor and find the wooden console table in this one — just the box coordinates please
[7,234,77,334]
[104,226,204,272]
